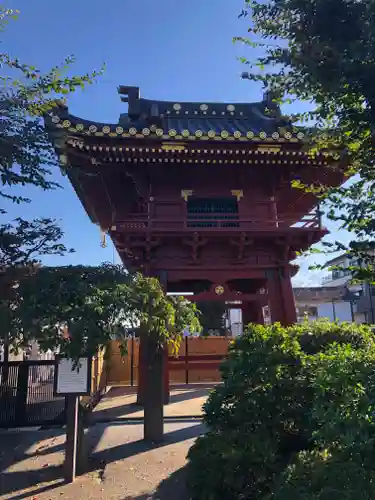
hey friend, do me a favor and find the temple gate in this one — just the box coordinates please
[46,85,344,392]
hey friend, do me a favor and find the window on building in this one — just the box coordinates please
[332,270,342,280]
[331,268,352,280]
[187,197,239,228]
[309,306,318,316]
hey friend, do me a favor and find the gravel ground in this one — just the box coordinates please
[0,421,205,499]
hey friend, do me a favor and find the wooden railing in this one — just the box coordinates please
[114,212,322,232]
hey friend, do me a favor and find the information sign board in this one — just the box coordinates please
[54,356,91,396]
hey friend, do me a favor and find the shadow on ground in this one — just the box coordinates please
[0,422,204,499]
[0,429,64,497]
[91,386,211,423]
[0,383,211,498]
[123,465,190,500]
[90,422,205,465]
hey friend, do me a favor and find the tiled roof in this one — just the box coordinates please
[118,89,285,137]
[45,85,305,143]
[157,115,277,138]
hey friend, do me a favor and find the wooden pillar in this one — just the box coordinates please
[254,301,265,325]
[241,301,265,329]
[267,268,297,325]
[270,196,279,227]
[241,302,254,328]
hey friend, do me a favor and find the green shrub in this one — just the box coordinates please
[187,320,375,500]
[290,318,375,355]
[273,448,375,500]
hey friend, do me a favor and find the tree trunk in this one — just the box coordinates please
[136,337,145,405]
[143,335,164,442]
[138,337,169,406]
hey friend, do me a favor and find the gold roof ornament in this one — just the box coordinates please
[257,144,282,154]
[231,190,244,201]
[181,189,193,201]
[162,143,186,152]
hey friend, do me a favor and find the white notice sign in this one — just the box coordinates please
[55,357,90,395]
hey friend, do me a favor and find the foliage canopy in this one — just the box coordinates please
[0,6,102,295]
[236,0,375,278]
[6,264,201,359]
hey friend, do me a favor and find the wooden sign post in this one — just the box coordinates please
[54,356,91,483]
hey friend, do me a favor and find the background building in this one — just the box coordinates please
[294,252,375,324]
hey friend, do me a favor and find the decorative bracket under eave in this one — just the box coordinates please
[231,190,244,201]
[181,189,193,201]
[256,145,281,154]
[161,143,186,152]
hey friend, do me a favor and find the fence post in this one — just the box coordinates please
[15,363,29,426]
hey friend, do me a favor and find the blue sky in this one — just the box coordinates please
[3,0,348,285]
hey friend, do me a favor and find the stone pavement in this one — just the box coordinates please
[91,384,216,423]
[0,420,205,499]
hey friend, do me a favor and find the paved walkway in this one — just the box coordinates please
[91,384,216,423]
[0,421,205,499]
[0,385,216,499]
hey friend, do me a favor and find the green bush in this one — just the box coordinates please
[290,319,375,354]
[187,320,375,500]
[273,448,375,500]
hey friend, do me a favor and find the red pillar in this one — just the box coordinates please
[242,301,265,329]
[267,267,297,325]
[270,196,279,228]
[242,302,255,328]
[281,268,297,324]
[255,301,265,325]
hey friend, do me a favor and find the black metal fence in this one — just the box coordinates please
[0,361,66,428]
